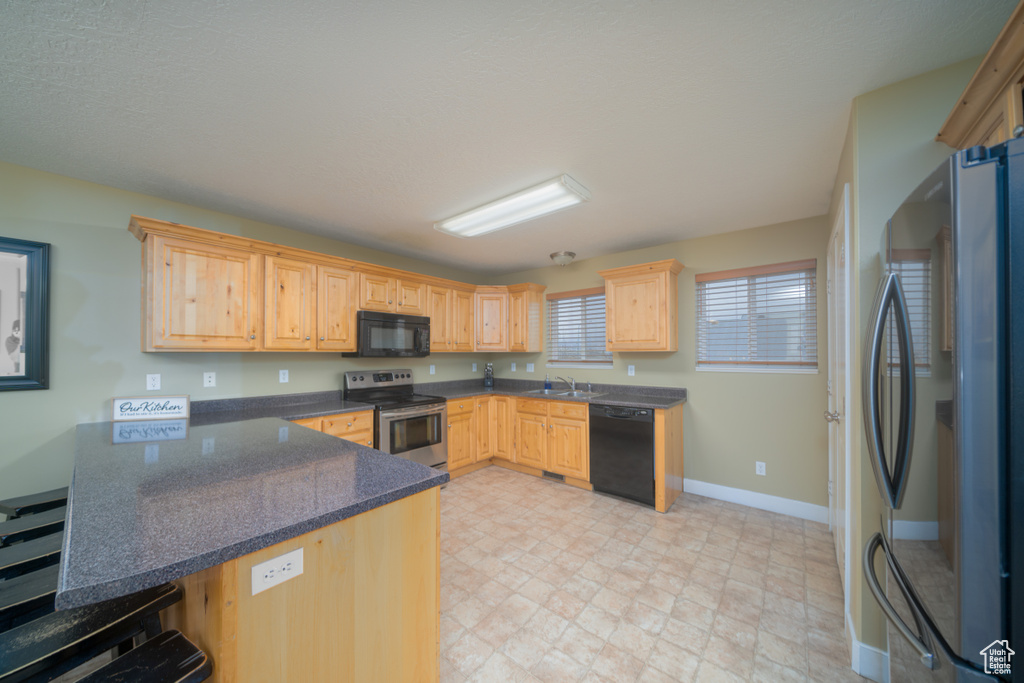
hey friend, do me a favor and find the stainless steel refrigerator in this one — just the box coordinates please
[863,139,1022,681]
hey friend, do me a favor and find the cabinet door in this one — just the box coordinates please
[475,288,509,351]
[515,411,547,470]
[548,415,589,481]
[447,406,476,470]
[605,272,666,350]
[427,286,451,352]
[492,396,513,461]
[145,235,262,351]
[508,285,544,353]
[358,273,395,312]
[323,410,375,447]
[474,396,492,461]
[396,279,427,315]
[265,256,316,351]
[451,289,476,352]
[316,265,357,352]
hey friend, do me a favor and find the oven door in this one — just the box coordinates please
[378,403,447,468]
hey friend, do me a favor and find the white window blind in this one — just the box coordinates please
[546,288,613,365]
[889,249,931,373]
[696,259,817,370]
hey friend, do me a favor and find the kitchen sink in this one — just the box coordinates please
[524,388,563,395]
[557,391,604,398]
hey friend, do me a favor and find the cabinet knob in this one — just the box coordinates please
[347,422,352,427]
[320,337,325,341]
[388,300,393,304]
[306,336,310,340]
[366,440,372,445]
[251,335,256,339]
[448,423,452,428]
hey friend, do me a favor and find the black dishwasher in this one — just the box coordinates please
[588,404,655,507]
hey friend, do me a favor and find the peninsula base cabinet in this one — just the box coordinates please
[162,488,440,683]
[290,410,374,447]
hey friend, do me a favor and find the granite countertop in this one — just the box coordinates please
[188,390,372,426]
[57,417,447,609]
[418,379,687,410]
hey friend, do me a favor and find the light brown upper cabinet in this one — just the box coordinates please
[358,273,427,315]
[427,285,452,352]
[508,283,545,353]
[451,288,476,352]
[264,255,317,351]
[475,286,509,351]
[599,259,684,352]
[316,265,358,352]
[139,231,262,352]
[937,3,1024,149]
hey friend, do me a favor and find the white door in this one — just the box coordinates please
[827,184,852,592]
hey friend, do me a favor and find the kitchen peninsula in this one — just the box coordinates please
[58,415,447,682]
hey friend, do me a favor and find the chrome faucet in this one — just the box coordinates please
[554,376,576,391]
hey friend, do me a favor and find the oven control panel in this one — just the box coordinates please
[344,368,414,390]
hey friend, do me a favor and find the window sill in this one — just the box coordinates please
[696,365,819,375]
[546,362,614,370]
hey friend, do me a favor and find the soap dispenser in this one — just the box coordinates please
[544,374,552,390]
[483,362,494,388]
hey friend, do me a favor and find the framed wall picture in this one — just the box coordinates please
[0,237,49,391]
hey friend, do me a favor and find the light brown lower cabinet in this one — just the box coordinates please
[446,399,476,470]
[491,396,513,461]
[162,487,440,682]
[512,398,588,481]
[291,410,374,447]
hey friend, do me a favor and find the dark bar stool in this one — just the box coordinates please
[0,530,63,581]
[0,506,66,548]
[0,564,59,632]
[0,488,68,520]
[76,629,212,683]
[0,583,183,682]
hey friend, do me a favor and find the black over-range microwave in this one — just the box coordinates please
[342,311,430,358]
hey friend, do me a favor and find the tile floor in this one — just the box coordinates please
[440,466,867,682]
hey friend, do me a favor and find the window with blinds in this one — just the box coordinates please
[889,250,931,374]
[696,259,817,370]
[546,288,613,366]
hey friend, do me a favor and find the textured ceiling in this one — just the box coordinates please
[0,1,1015,274]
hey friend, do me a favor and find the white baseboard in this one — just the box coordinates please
[892,519,939,541]
[849,613,889,682]
[682,478,829,524]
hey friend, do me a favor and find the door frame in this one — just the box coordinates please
[827,183,853,622]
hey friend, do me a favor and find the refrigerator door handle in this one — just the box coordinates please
[862,272,916,509]
[863,532,936,669]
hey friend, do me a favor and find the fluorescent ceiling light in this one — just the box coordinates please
[434,174,591,237]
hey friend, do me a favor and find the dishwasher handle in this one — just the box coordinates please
[589,404,654,422]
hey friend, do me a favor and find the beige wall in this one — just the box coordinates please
[839,56,981,651]
[497,215,832,508]
[0,161,488,500]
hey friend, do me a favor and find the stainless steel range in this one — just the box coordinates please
[343,369,447,470]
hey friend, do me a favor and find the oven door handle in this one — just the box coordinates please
[379,404,447,419]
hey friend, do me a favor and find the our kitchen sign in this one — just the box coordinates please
[111,395,190,421]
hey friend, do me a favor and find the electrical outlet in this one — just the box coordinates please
[203,372,216,388]
[251,548,304,596]
[756,461,766,476]
[472,363,477,372]
[146,374,161,390]
[627,365,635,377]
[429,364,436,375]
[526,363,534,373]
[511,362,517,372]
[279,369,289,383]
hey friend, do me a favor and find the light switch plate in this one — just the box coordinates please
[472,363,477,372]
[429,364,436,375]
[251,548,303,595]
[526,363,534,373]
[511,362,517,372]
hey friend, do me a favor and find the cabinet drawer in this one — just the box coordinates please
[516,398,548,415]
[322,411,374,437]
[291,417,323,430]
[447,399,474,416]
[548,401,588,420]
